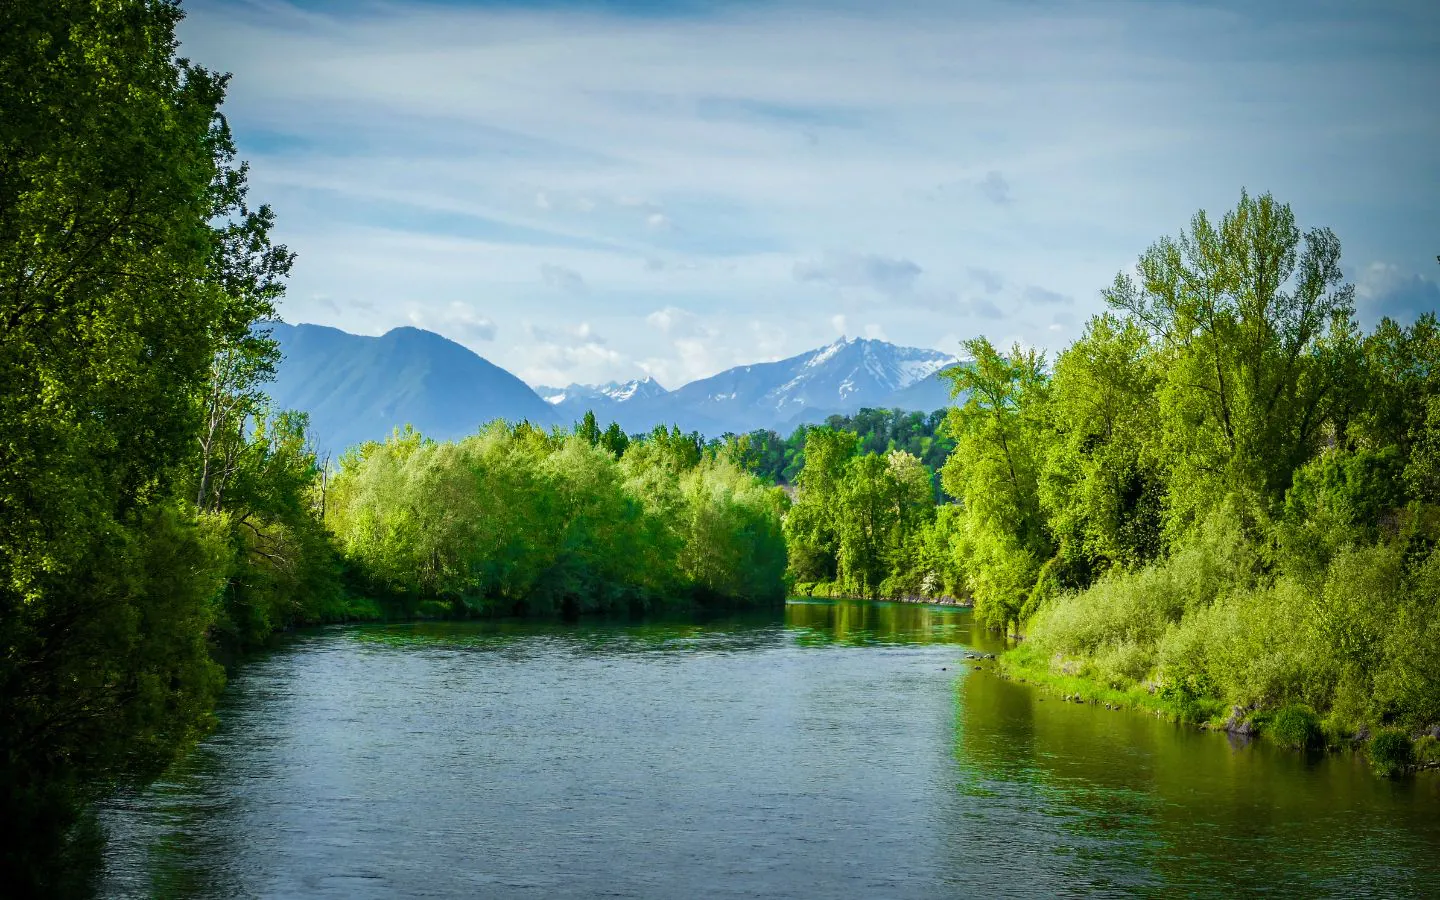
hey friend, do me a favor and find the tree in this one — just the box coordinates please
[1,1,291,878]
[577,410,602,446]
[1040,314,1165,578]
[1102,189,1355,534]
[939,338,1050,630]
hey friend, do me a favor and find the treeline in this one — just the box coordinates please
[722,408,954,486]
[328,421,788,616]
[0,3,793,881]
[939,191,1439,757]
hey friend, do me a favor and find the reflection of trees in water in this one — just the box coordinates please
[342,611,793,657]
[951,674,1440,896]
[98,688,262,900]
[784,599,975,646]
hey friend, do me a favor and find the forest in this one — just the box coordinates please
[915,195,1438,770]
[328,420,787,617]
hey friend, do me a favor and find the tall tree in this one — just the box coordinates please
[0,0,290,878]
[1102,189,1355,533]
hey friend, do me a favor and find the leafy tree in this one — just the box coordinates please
[939,338,1050,630]
[0,0,298,880]
[1102,189,1355,534]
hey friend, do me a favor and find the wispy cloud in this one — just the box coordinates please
[180,0,1440,385]
[540,263,588,294]
[979,170,1012,206]
[1355,261,1440,327]
[794,252,923,298]
[408,301,497,346]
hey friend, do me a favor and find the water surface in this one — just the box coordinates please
[100,600,1440,898]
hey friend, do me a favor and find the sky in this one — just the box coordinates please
[179,0,1440,389]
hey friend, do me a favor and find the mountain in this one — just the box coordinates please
[264,322,560,455]
[666,337,956,432]
[537,376,667,420]
[265,323,961,451]
[545,337,960,435]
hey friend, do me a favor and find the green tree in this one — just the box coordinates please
[0,0,292,879]
[1102,189,1355,535]
[939,338,1050,630]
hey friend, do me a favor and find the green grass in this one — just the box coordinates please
[1265,704,1324,750]
[1415,735,1440,768]
[998,642,1223,722]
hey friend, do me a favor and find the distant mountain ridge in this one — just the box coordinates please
[266,323,961,453]
[537,337,958,436]
[263,322,560,455]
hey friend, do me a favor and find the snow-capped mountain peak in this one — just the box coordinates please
[599,375,667,403]
[534,337,956,435]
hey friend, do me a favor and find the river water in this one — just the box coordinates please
[98,600,1439,898]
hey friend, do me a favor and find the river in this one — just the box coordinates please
[98,599,1440,898]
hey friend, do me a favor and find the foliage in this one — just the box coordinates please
[938,338,1051,630]
[0,1,350,881]
[936,194,1440,761]
[780,424,959,601]
[726,407,954,488]
[1267,705,1323,751]
[327,421,789,615]
[1368,729,1415,778]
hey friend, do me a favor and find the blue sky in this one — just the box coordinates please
[180,0,1440,388]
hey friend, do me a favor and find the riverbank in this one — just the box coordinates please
[996,641,1440,777]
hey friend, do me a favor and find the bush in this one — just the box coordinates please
[1368,729,1415,777]
[1414,735,1440,767]
[1267,705,1322,751]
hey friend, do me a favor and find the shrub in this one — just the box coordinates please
[1414,735,1440,767]
[1267,705,1322,751]
[1368,729,1415,777]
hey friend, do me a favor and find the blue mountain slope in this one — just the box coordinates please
[264,322,559,455]
[648,337,958,433]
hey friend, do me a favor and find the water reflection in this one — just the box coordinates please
[955,669,1440,897]
[784,598,987,647]
[95,600,1440,899]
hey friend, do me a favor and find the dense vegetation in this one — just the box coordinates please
[726,408,954,487]
[781,428,964,601]
[328,421,787,616]
[927,192,1439,756]
[2,1,355,887]
[0,4,792,885]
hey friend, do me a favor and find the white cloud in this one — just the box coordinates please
[831,313,847,335]
[646,306,714,339]
[528,320,605,345]
[408,301,497,346]
[1354,260,1440,326]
